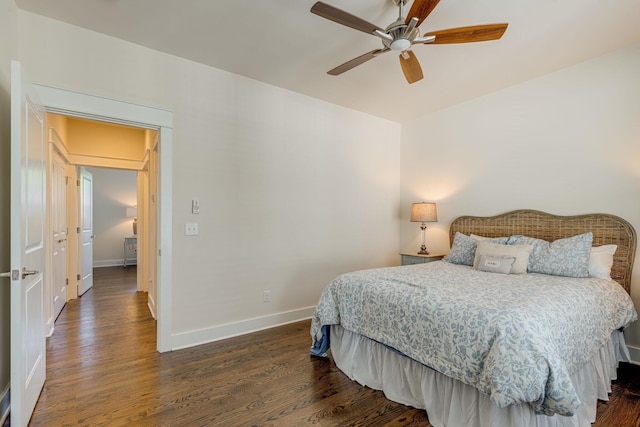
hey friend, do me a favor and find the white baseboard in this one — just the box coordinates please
[171,306,316,351]
[93,259,136,268]
[147,293,157,320]
[627,344,640,365]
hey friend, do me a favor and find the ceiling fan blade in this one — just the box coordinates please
[311,2,384,35]
[405,0,441,27]
[399,50,423,84]
[424,23,508,44]
[328,49,387,76]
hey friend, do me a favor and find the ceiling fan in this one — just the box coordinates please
[311,0,508,84]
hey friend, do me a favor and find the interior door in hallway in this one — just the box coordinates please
[51,149,68,321]
[78,167,94,296]
[9,60,47,427]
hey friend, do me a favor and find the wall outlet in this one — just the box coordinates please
[184,223,198,236]
[263,290,271,302]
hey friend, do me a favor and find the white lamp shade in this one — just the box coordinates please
[411,202,437,222]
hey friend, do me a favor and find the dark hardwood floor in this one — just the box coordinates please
[24,266,640,426]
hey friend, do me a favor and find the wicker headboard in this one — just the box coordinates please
[449,210,637,294]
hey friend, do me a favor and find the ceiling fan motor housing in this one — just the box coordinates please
[384,17,415,51]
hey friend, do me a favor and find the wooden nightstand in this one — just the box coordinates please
[400,253,445,266]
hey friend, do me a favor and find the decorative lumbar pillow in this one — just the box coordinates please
[443,232,508,266]
[476,254,516,274]
[507,232,593,278]
[473,241,532,274]
[589,244,617,280]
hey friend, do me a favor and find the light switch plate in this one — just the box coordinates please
[185,223,198,236]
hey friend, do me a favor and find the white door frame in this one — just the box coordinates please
[34,83,173,352]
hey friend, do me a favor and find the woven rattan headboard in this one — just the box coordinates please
[449,210,637,293]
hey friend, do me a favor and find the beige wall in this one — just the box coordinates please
[400,46,640,360]
[66,117,146,160]
[46,112,68,150]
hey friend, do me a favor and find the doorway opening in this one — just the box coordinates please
[47,113,160,343]
[36,83,173,352]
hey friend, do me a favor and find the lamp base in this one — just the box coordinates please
[418,245,429,255]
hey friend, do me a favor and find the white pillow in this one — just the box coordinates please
[589,245,617,280]
[473,241,532,274]
[471,233,508,242]
[476,254,516,274]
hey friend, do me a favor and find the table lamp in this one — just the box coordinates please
[126,206,138,235]
[410,202,437,254]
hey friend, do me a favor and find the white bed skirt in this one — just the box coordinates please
[330,325,630,427]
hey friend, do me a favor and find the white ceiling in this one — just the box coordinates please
[15,0,640,122]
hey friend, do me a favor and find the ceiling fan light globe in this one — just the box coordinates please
[390,38,411,51]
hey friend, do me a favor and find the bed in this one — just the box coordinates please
[310,210,638,427]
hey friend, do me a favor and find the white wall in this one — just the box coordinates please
[17,10,401,347]
[88,167,138,267]
[400,46,640,360]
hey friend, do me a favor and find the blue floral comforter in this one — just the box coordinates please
[310,261,637,416]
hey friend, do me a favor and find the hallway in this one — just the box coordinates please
[31,266,158,425]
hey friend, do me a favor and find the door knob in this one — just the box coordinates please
[22,268,39,279]
[1,270,19,280]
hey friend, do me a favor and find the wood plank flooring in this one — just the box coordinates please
[25,266,640,426]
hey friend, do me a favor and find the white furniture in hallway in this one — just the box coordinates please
[123,236,137,267]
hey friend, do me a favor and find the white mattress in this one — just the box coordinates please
[330,325,630,427]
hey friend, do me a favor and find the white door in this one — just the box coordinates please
[9,60,47,427]
[78,167,94,296]
[51,149,68,321]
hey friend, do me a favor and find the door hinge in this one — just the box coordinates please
[76,179,80,186]
[65,176,69,185]
[77,274,81,281]
[66,278,69,285]
[158,249,162,256]
[77,227,80,233]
